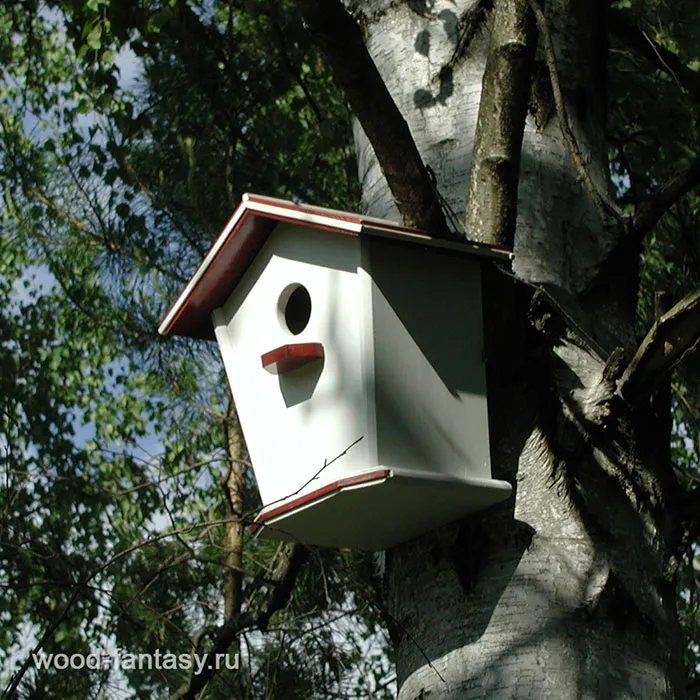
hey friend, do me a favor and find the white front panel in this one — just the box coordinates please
[213,224,374,506]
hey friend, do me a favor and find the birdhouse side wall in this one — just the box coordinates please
[212,223,377,507]
[361,238,492,481]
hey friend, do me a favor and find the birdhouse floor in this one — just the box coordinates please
[251,468,512,550]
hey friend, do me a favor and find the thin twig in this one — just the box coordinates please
[170,543,308,700]
[1,518,242,700]
[190,400,226,421]
[608,9,700,103]
[641,29,680,89]
[381,607,447,685]
[672,383,700,439]
[248,436,364,519]
[26,187,91,233]
[118,458,227,496]
[264,0,324,126]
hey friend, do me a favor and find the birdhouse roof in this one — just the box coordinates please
[158,193,513,340]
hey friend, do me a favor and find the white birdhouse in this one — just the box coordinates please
[159,194,512,550]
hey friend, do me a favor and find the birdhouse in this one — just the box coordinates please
[159,194,512,550]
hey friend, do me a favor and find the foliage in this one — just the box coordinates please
[608,0,700,688]
[2,0,700,697]
[1,1,384,698]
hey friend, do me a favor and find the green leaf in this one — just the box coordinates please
[101,49,117,66]
[86,25,103,51]
[146,7,176,34]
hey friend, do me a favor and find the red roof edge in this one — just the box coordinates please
[158,194,513,340]
[250,468,392,535]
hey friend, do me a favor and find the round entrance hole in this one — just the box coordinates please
[278,284,312,335]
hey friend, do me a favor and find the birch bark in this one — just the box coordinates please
[349,1,686,697]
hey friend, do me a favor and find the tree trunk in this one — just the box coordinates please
[351,0,686,697]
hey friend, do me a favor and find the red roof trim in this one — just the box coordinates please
[261,343,324,374]
[250,468,392,534]
[159,194,513,340]
[159,204,276,339]
[243,193,423,234]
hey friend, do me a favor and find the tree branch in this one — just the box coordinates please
[2,519,243,700]
[222,396,244,623]
[527,0,626,224]
[628,158,700,241]
[465,0,535,246]
[172,0,238,126]
[297,0,448,233]
[601,10,700,249]
[170,543,308,700]
[26,187,92,234]
[618,287,700,402]
[264,1,324,126]
[608,8,700,104]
